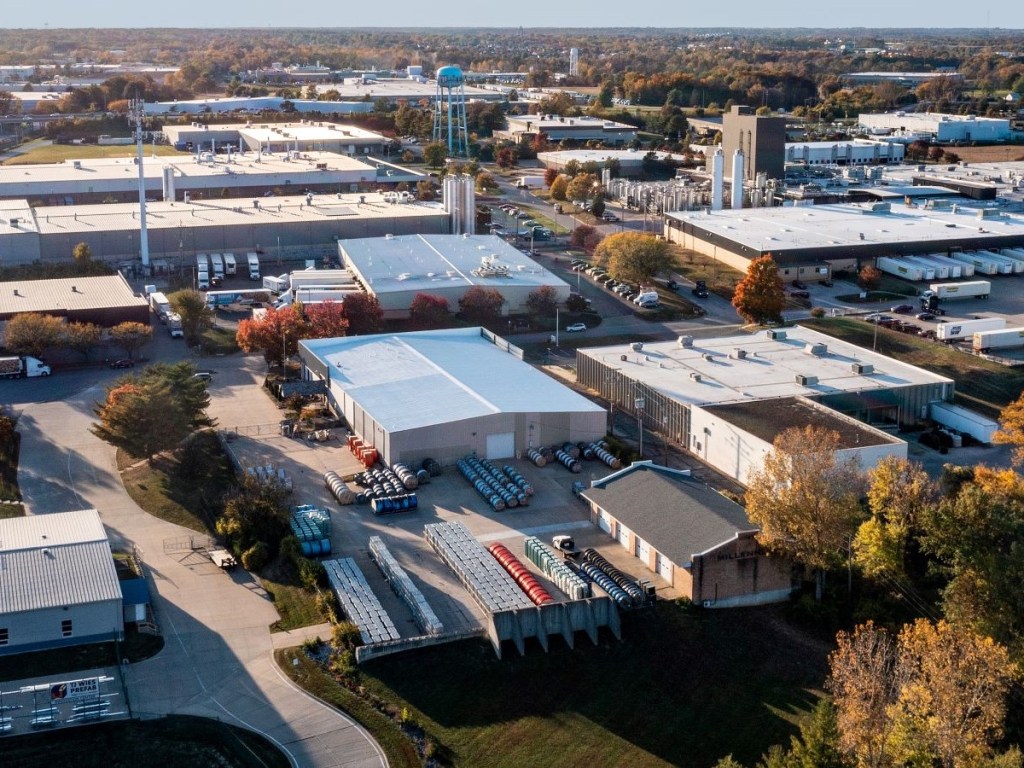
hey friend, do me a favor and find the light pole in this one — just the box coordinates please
[282,331,288,378]
[634,395,645,457]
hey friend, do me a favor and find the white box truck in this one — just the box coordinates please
[875,257,928,281]
[247,253,261,280]
[0,355,51,378]
[149,291,171,322]
[516,175,545,189]
[223,253,237,276]
[210,253,225,279]
[973,326,1024,352]
[935,316,1005,342]
[263,274,289,294]
[928,402,998,444]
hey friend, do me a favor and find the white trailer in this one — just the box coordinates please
[875,256,928,282]
[196,254,209,273]
[924,280,991,301]
[928,402,998,444]
[288,269,358,290]
[247,253,261,280]
[998,248,1024,269]
[928,254,970,278]
[973,326,1024,352]
[149,291,171,321]
[210,253,225,279]
[902,255,946,280]
[223,253,237,276]
[0,355,51,379]
[949,252,1000,276]
[516,175,545,189]
[976,250,1023,274]
[263,275,289,294]
[935,316,1005,342]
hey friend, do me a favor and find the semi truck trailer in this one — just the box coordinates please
[875,257,928,281]
[935,316,1005,342]
[0,355,51,378]
[973,327,1024,353]
[920,281,991,305]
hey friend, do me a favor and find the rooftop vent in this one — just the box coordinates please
[702,353,714,362]
[730,348,747,360]
[766,329,787,340]
[852,363,874,375]
[796,374,818,386]
[805,343,828,357]
[630,342,644,352]
[689,372,702,382]
[677,335,694,348]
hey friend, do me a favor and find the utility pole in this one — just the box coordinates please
[129,97,150,274]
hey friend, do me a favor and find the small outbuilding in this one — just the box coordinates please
[580,462,793,608]
[0,274,149,327]
[0,509,124,656]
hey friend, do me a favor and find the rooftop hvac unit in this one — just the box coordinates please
[796,374,818,386]
[72,160,81,169]
[620,354,628,362]
[677,335,694,348]
[766,329,787,340]
[630,342,644,352]
[805,343,828,357]
[852,363,874,375]
[730,348,747,360]
[689,372,702,382]
[702,353,714,362]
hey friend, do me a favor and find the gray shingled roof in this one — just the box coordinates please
[582,465,757,567]
[0,274,147,317]
[0,510,122,614]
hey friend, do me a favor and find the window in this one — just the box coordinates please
[61,620,73,638]
[0,628,8,646]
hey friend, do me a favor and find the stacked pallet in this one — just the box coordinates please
[323,558,400,645]
[424,521,533,614]
[368,536,444,636]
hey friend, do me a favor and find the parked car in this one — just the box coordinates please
[602,213,619,222]
[865,313,893,324]
[891,304,915,314]
[565,323,587,333]
[193,371,214,381]
[109,359,135,369]
[818,278,834,287]
[916,311,936,321]
[791,279,807,289]
[790,289,810,299]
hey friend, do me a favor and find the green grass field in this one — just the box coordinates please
[286,602,830,768]
[2,142,187,165]
[1,715,289,768]
[805,317,1024,415]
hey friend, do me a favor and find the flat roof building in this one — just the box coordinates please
[338,234,570,319]
[497,115,637,145]
[576,326,952,478]
[146,97,377,116]
[161,121,391,155]
[0,274,149,326]
[858,112,1013,143]
[537,149,686,176]
[785,139,904,166]
[300,327,606,466]
[580,462,793,607]
[664,200,1024,275]
[0,509,123,656]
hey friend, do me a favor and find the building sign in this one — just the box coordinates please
[50,677,99,701]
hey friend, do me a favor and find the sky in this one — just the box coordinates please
[3,2,1023,30]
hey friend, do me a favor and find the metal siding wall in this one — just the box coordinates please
[3,601,122,652]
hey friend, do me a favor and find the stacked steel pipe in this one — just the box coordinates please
[582,548,645,605]
[487,543,553,605]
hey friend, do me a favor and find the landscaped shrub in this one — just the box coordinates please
[242,541,269,571]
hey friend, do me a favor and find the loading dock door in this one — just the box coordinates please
[597,510,612,534]
[656,552,674,583]
[485,432,515,460]
[636,537,651,564]
[617,523,631,550]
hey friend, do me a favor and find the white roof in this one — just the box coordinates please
[666,200,1024,255]
[578,326,952,408]
[339,234,570,294]
[302,328,605,433]
[538,149,687,166]
[506,114,635,131]
[0,510,122,614]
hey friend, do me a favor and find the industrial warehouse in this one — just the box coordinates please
[338,233,570,318]
[497,114,638,145]
[0,191,453,268]
[0,274,149,325]
[580,462,794,607]
[161,120,392,155]
[0,150,411,205]
[0,510,124,656]
[576,327,952,485]
[664,199,1024,275]
[299,327,606,467]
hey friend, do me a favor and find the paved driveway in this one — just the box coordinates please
[16,368,386,768]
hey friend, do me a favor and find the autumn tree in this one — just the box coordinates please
[496,146,518,169]
[475,171,498,192]
[341,293,383,335]
[570,225,597,249]
[169,288,214,344]
[422,141,447,168]
[91,362,212,462]
[993,392,1024,465]
[744,425,865,598]
[61,322,102,362]
[858,265,882,292]
[525,286,558,317]
[919,467,1024,652]
[593,232,673,284]
[216,476,290,558]
[853,456,935,580]
[549,174,569,201]
[409,293,451,330]
[732,255,786,325]
[543,167,558,187]
[108,321,153,361]
[236,305,309,368]
[565,172,600,204]
[72,241,92,263]
[458,286,505,325]
[4,313,65,359]
[304,300,349,339]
